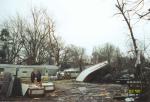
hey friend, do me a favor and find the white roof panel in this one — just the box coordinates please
[76,61,108,82]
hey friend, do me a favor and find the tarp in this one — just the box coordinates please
[76,61,108,82]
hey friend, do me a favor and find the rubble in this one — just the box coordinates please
[49,80,127,102]
[1,80,128,102]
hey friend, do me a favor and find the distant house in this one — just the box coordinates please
[0,64,59,78]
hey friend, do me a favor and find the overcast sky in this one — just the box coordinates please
[0,0,149,55]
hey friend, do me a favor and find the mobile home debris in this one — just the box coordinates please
[76,61,108,82]
[0,64,59,78]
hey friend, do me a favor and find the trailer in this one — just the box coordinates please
[0,64,59,78]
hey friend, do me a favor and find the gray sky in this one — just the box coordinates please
[0,0,149,55]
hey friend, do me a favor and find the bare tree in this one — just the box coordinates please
[116,0,139,56]
[19,8,57,65]
[61,44,86,72]
[47,34,64,66]
[115,1,150,100]
[91,43,118,64]
[60,46,70,68]
[0,8,63,65]
[0,16,24,64]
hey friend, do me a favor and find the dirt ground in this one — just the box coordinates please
[1,80,127,102]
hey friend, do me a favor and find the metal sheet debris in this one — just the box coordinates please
[76,61,108,82]
[22,83,29,96]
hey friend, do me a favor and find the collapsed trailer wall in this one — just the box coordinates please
[76,61,108,82]
[83,65,111,83]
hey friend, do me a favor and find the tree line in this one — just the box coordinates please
[0,8,126,72]
[1,3,149,72]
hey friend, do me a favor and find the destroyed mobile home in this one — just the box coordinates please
[0,65,56,98]
[0,59,149,102]
[0,64,59,78]
[1,71,50,98]
[76,61,109,82]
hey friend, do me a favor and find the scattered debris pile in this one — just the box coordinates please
[48,80,127,102]
[1,80,127,102]
[0,72,22,99]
